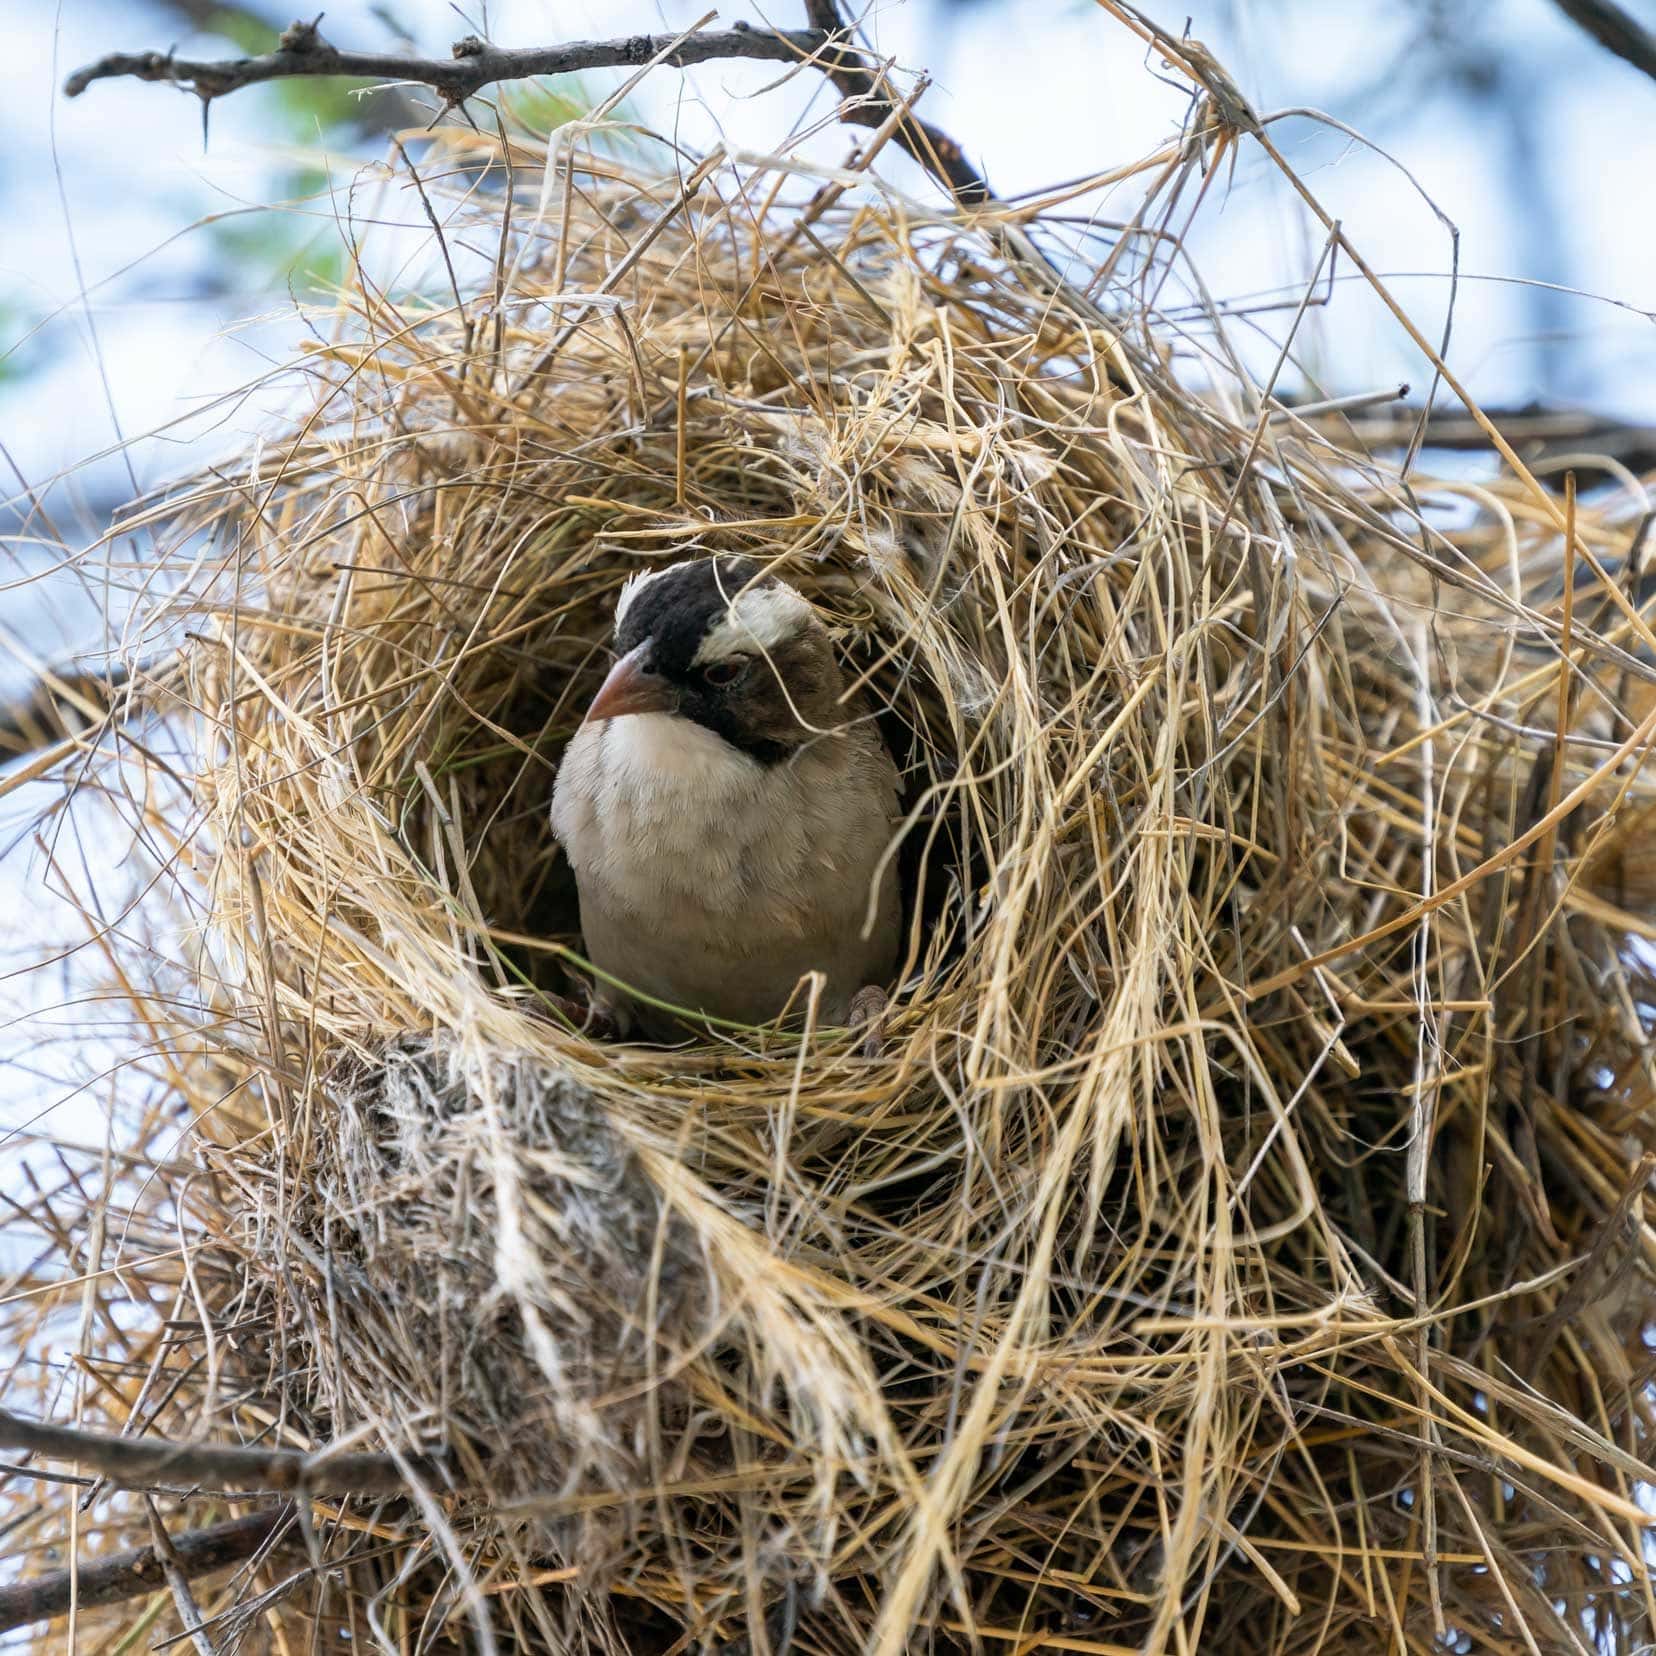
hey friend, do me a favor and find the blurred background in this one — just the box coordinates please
[2,0,1654,1148]
[5,0,1656,659]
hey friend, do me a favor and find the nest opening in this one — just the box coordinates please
[394,532,966,1018]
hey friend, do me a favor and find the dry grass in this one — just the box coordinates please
[4,41,1656,1655]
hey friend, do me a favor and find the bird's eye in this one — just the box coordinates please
[702,657,748,688]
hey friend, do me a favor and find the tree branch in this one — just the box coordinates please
[1342,400,1656,476]
[0,1408,442,1496]
[60,11,991,207]
[63,17,827,103]
[0,1507,295,1634]
[1549,0,1656,83]
[801,0,989,204]
[147,0,432,137]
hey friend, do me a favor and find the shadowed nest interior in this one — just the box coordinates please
[5,68,1656,1656]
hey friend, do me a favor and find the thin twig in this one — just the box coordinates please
[0,1507,295,1634]
[0,1410,442,1496]
[145,1497,223,1656]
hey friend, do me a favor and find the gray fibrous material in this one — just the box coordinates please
[320,1041,710,1503]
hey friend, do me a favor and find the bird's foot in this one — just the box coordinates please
[538,987,619,1040]
[847,984,889,1059]
[580,998,620,1040]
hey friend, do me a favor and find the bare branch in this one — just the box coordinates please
[801,0,990,204]
[147,0,431,136]
[0,1507,295,1634]
[60,11,991,207]
[1342,401,1656,476]
[1549,0,1656,83]
[63,16,822,107]
[0,1408,443,1496]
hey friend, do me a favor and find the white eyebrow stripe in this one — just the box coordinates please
[613,560,691,627]
[692,581,812,664]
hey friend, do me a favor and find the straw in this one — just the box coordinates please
[4,52,1655,1654]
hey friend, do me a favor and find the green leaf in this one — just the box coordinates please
[0,299,41,387]
[203,9,372,135]
[202,7,278,55]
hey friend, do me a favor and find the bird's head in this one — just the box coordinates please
[583,557,841,763]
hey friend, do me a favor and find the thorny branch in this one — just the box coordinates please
[0,1507,296,1634]
[62,8,990,205]
[62,17,823,102]
[0,1408,443,1497]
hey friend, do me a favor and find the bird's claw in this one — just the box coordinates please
[538,987,619,1040]
[847,984,889,1058]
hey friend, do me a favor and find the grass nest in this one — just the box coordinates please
[5,76,1656,1656]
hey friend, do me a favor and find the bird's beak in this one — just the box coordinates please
[583,642,676,724]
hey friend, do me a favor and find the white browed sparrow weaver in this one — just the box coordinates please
[551,557,901,1038]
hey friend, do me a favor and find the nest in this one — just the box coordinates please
[6,70,1656,1656]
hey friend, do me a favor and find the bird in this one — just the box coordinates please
[551,556,902,1039]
